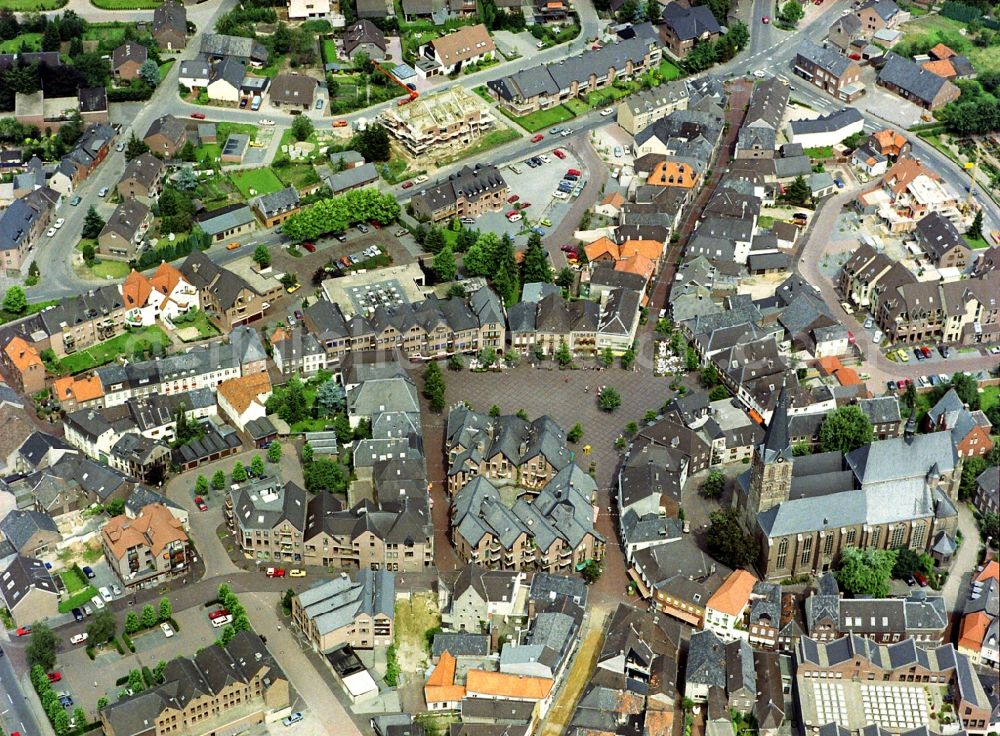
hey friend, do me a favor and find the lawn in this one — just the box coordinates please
[58,585,99,614]
[563,97,591,115]
[90,0,162,7]
[230,167,285,198]
[805,146,835,159]
[274,161,320,189]
[328,73,400,114]
[899,14,1000,75]
[964,234,991,249]
[58,325,170,375]
[1,299,58,325]
[499,104,576,133]
[60,568,88,594]
[322,39,339,64]
[173,309,220,341]
[981,385,999,413]
[436,128,521,167]
[0,0,65,9]
[82,22,129,42]
[0,33,41,52]
[88,259,131,280]
[158,59,174,82]
[657,59,682,80]
[195,122,258,163]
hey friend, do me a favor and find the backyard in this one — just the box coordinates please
[899,14,1000,75]
[195,122,259,164]
[328,72,401,114]
[392,593,440,675]
[57,568,98,614]
[230,167,285,198]
[172,309,221,341]
[58,325,170,375]
[0,32,41,52]
[273,161,321,189]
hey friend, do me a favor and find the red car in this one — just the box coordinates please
[401,181,414,189]
[848,52,861,60]
[302,242,316,253]
[208,609,230,620]
[897,379,907,390]
[15,626,31,636]
[566,168,582,177]
[560,243,577,253]
[194,496,208,511]
[369,220,381,229]
[761,15,769,23]
[520,202,531,209]
[914,571,928,587]
[591,43,601,50]
[266,567,286,578]
[190,112,206,119]
[47,672,62,683]
[553,149,566,159]
[531,134,544,143]
[507,194,519,204]
[506,210,518,218]
[920,346,932,358]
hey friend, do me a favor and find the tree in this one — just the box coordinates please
[97,696,109,710]
[489,404,501,417]
[87,610,116,643]
[778,0,804,25]
[124,610,140,634]
[140,604,157,629]
[26,623,58,671]
[423,361,446,412]
[124,134,149,161]
[556,266,575,289]
[492,234,520,305]
[291,114,314,142]
[267,378,309,424]
[177,140,197,162]
[598,386,622,412]
[72,706,87,730]
[455,227,478,252]
[967,209,984,240]
[893,548,933,580]
[555,339,572,367]
[903,381,917,410]
[175,166,198,191]
[2,285,27,315]
[253,245,271,269]
[700,363,719,387]
[522,233,551,283]
[267,441,282,463]
[784,175,811,206]
[304,457,348,493]
[0,9,19,41]
[939,372,980,410]
[835,547,898,597]
[819,405,873,454]
[41,21,61,51]
[700,470,726,499]
[793,441,812,456]
[685,346,700,372]
[250,455,265,478]
[448,353,464,371]
[315,380,345,416]
[211,469,226,490]
[960,456,988,500]
[706,508,758,569]
[620,348,635,370]
[139,58,160,86]
[353,124,390,162]
[82,205,105,238]
[153,660,167,683]
[433,244,457,282]
[580,559,602,584]
[81,242,96,265]
[478,346,497,368]
[53,708,70,735]
[127,668,144,694]
[423,226,446,254]
[463,233,495,276]
[567,422,583,443]
[195,475,209,494]
[158,597,172,622]
[232,461,247,483]
[302,441,314,464]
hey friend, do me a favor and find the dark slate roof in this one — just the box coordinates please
[660,1,720,41]
[789,107,864,136]
[797,40,855,78]
[915,211,965,259]
[686,630,726,689]
[252,185,300,218]
[878,53,954,105]
[432,632,489,658]
[0,509,59,551]
[0,555,57,610]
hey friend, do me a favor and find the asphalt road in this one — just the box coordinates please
[0,644,45,736]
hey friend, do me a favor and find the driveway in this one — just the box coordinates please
[941,505,983,613]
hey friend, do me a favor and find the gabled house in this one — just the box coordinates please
[914,212,971,269]
[152,1,187,50]
[251,186,301,227]
[98,199,151,262]
[343,20,387,61]
[877,53,961,110]
[924,387,994,458]
[658,2,721,60]
[0,555,58,626]
[143,114,188,157]
[418,24,494,77]
[116,152,164,200]
[111,43,148,81]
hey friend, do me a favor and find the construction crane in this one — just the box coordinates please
[375,65,418,106]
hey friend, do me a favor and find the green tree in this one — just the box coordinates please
[158,597,172,622]
[598,386,622,412]
[26,623,58,671]
[599,347,613,368]
[892,548,933,579]
[784,175,811,206]
[463,233,496,276]
[423,226,446,254]
[556,266,575,289]
[567,422,583,443]
[836,547,898,597]
[302,441,314,464]
[960,456,988,500]
[153,660,167,683]
[41,21,61,51]
[492,234,520,305]
[448,353,464,371]
[793,441,812,456]
[478,346,497,368]
[97,697,109,710]
[522,232,551,283]
[124,134,149,161]
[87,610,116,643]
[516,408,529,421]
[82,205,105,239]
[315,379,346,415]
[267,441,282,463]
[2,285,27,315]
[353,124,390,162]
[700,470,725,498]
[250,455,265,478]
[124,610,140,634]
[194,475,208,494]
[423,360,446,412]
[489,404,501,417]
[81,242,96,265]
[291,114,314,142]
[967,209,984,240]
[211,469,226,490]
[819,405,874,454]
[219,624,236,646]
[72,706,87,730]
[555,339,572,367]
[304,457,348,493]
[433,244,457,282]
[778,0,804,25]
[620,348,635,371]
[140,604,157,629]
[700,363,719,387]
[177,140,197,162]
[580,559,602,584]
[175,166,198,191]
[52,708,70,735]
[939,372,981,410]
[685,345,700,372]
[253,245,271,269]
[232,461,247,483]
[127,668,144,693]
[139,58,160,86]
[706,508,757,569]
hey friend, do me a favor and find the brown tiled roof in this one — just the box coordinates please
[4,337,42,374]
[102,503,187,559]
[429,24,495,65]
[465,670,552,700]
[217,373,272,415]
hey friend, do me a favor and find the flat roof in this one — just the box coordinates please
[322,262,426,316]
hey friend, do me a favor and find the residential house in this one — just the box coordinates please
[973,466,998,517]
[855,0,907,36]
[877,53,961,110]
[794,41,865,102]
[957,562,998,669]
[178,59,210,89]
[101,503,189,591]
[291,570,395,651]
[440,565,524,632]
[200,33,269,66]
[418,24,494,78]
[288,0,331,19]
[0,186,58,271]
[616,81,688,135]
[109,433,171,484]
[152,1,187,50]
[99,632,289,736]
[207,57,246,103]
[179,251,270,329]
[269,73,318,109]
[805,586,949,645]
[925,387,994,458]
[410,164,507,222]
[787,108,865,148]
[0,509,60,557]
[111,43,148,81]
[143,115,188,157]
[658,2,721,60]
[915,212,971,269]
[0,555,58,626]
[343,20,387,61]
[685,629,756,712]
[2,336,46,396]
[251,186,301,227]
[216,372,272,433]
[320,162,380,196]
[856,396,903,440]
[193,204,255,244]
[98,199,151,262]
[116,152,164,200]
[703,569,759,642]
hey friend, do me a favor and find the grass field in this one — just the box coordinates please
[174,309,220,341]
[58,586,99,614]
[274,161,320,189]
[501,104,576,133]
[563,97,591,115]
[1,299,58,326]
[159,59,174,82]
[82,22,129,42]
[59,325,169,375]
[393,593,439,674]
[805,146,835,159]
[965,234,991,249]
[0,33,41,52]
[90,0,162,8]
[230,167,285,197]
[61,568,88,594]
[982,385,999,413]
[87,259,131,279]
[322,39,339,64]
[436,128,521,167]
[899,14,1000,75]
[0,0,65,9]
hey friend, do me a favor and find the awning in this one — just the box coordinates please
[628,567,651,598]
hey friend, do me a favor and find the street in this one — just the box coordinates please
[0,644,46,736]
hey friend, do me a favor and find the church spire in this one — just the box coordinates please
[761,383,792,463]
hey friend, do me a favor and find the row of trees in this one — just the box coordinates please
[281,189,400,241]
[680,21,750,74]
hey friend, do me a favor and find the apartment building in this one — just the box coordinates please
[381,86,495,157]
[616,81,689,135]
[98,199,152,261]
[291,570,394,652]
[2,336,46,395]
[179,251,270,330]
[100,632,289,736]
[793,41,865,102]
[805,587,948,645]
[0,186,58,271]
[410,164,508,222]
[101,502,190,591]
[226,478,308,564]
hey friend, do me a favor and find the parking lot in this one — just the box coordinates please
[471,145,587,246]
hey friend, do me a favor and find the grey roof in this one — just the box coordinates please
[269,72,318,105]
[100,199,149,241]
[432,632,489,658]
[145,114,187,147]
[916,212,965,259]
[659,1,720,40]
[878,53,954,105]
[789,107,864,136]
[859,0,901,22]
[229,479,307,533]
[796,40,855,78]
[193,203,254,237]
[686,630,726,690]
[347,375,419,418]
[773,155,812,178]
[179,59,209,79]
[322,162,379,195]
[0,555,57,610]
[252,186,300,218]
[0,509,59,552]
[153,1,186,38]
[343,19,386,55]
[125,486,184,516]
[119,152,164,191]
[200,33,269,63]
[112,42,148,70]
[295,569,394,642]
[210,56,246,89]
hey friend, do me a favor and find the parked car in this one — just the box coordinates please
[539,154,551,164]
[507,212,522,223]
[415,175,429,183]
[356,223,369,233]
[601,108,614,116]
[239,98,248,108]
[161,622,174,638]
[914,572,928,587]
[566,168,582,177]
[194,496,208,511]
[939,345,951,358]
[886,380,897,392]
[82,565,95,579]
[90,595,105,610]
[294,310,304,320]
[99,586,113,602]
[302,242,316,253]
[259,119,275,126]
[762,15,769,23]
[914,347,925,361]
[531,134,544,143]
[70,196,82,206]
[46,227,56,237]
[921,346,932,359]
[560,243,577,253]
[211,613,233,628]
[54,218,65,229]
[334,232,348,242]
[393,229,407,237]
[460,217,475,225]
[15,626,31,637]
[283,713,304,727]
[540,218,552,227]
[98,187,109,197]
[548,128,561,135]
[47,672,61,683]
[289,569,306,577]
[834,178,845,189]
[71,608,84,622]
[613,146,623,158]
[553,149,566,159]
[70,632,87,645]
[507,194,520,204]
[190,112,206,119]
[208,609,230,621]
[265,567,286,578]
[552,190,568,200]
[401,180,413,189]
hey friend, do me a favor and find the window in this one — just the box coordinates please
[845,528,857,547]
[911,522,927,549]
[800,536,813,565]
[869,527,881,548]
[889,524,905,549]
[824,534,834,556]
[776,538,788,569]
